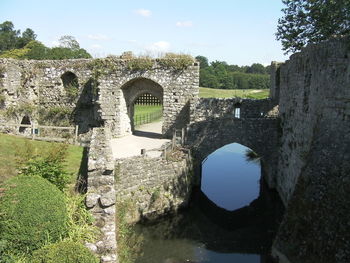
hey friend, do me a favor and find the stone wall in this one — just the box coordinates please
[115,148,193,223]
[0,58,199,138]
[187,97,279,188]
[190,97,278,122]
[272,37,350,263]
[85,128,117,263]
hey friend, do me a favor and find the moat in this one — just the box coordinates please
[133,144,284,263]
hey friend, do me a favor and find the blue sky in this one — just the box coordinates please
[0,0,288,65]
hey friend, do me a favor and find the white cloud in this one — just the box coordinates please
[176,21,193,27]
[87,34,110,41]
[51,40,59,47]
[90,44,102,49]
[134,9,152,17]
[146,41,170,53]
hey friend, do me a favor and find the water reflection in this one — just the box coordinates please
[201,143,261,210]
[132,143,283,263]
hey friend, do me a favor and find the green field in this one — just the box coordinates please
[0,133,83,183]
[199,87,269,99]
[134,104,162,126]
[134,104,162,115]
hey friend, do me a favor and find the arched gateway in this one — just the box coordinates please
[121,78,163,133]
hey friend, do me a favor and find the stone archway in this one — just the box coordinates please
[120,78,163,134]
[19,115,31,134]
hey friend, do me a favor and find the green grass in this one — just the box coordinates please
[0,133,83,184]
[134,105,162,126]
[134,105,162,115]
[199,87,270,99]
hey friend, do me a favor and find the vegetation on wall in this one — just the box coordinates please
[38,106,72,126]
[4,102,36,119]
[116,200,144,263]
[276,0,350,54]
[196,55,270,90]
[158,53,195,70]
[0,94,5,107]
[126,56,154,71]
[0,21,91,60]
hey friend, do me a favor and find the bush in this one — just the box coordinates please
[158,53,194,70]
[19,144,71,191]
[0,175,68,255]
[126,56,153,71]
[31,240,99,263]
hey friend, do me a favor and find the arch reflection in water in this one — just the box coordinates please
[201,143,261,211]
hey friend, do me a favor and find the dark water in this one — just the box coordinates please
[133,143,283,263]
[201,143,260,210]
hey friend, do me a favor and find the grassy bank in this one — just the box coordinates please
[0,133,83,183]
[199,87,269,99]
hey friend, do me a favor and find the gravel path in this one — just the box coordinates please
[110,121,170,159]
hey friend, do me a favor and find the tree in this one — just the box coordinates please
[276,0,350,54]
[58,35,80,50]
[0,21,20,52]
[17,28,37,48]
[246,63,266,74]
[195,55,209,68]
[24,40,49,60]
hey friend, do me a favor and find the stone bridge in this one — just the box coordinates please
[187,97,280,188]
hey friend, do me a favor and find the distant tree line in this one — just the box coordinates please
[195,56,270,90]
[0,21,91,60]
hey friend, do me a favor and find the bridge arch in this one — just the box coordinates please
[187,117,279,188]
[120,77,163,134]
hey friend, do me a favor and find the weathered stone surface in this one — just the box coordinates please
[115,148,193,223]
[87,128,117,263]
[100,190,116,207]
[187,98,279,189]
[272,37,350,263]
[0,58,199,138]
[85,193,100,208]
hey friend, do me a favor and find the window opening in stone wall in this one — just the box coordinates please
[234,104,241,118]
[61,71,79,98]
[19,115,31,133]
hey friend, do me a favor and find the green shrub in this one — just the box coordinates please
[65,193,98,243]
[31,240,99,263]
[19,144,71,191]
[38,106,72,126]
[126,56,153,71]
[158,53,194,70]
[0,175,68,255]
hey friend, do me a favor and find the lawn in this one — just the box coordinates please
[134,104,162,126]
[134,104,162,115]
[199,87,270,99]
[0,133,83,184]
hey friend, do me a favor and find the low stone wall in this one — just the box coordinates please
[85,128,117,263]
[115,148,193,223]
[190,97,278,123]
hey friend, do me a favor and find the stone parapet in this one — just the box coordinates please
[86,127,117,263]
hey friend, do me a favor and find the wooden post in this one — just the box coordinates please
[172,129,176,149]
[31,123,35,140]
[181,127,185,146]
[75,125,79,144]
